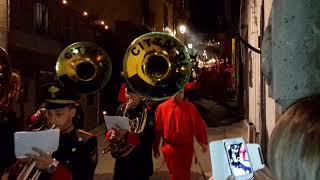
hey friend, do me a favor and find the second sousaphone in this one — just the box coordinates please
[123,32,192,100]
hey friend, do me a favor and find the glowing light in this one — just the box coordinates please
[100,21,105,25]
[104,25,109,30]
[179,25,187,34]
[187,43,193,49]
[83,11,88,16]
[102,111,107,115]
[211,58,217,63]
[96,55,103,61]
[62,0,67,4]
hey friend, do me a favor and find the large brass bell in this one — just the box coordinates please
[123,32,192,100]
[56,42,112,94]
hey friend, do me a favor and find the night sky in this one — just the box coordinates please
[188,0,240,35]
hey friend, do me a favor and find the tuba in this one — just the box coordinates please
[123,32,192,100]
[56,41,112,93]
[105,98,148,158]
[127,103,148,134]
[105,32,192,158]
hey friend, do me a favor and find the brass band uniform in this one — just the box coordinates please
[10,83,99,180]
[105,87,155,180]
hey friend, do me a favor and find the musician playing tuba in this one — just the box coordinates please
[7,82,98,180]
[105,86,158,180]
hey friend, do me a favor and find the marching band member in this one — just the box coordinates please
[105,86,156,180]
[9,82,98,180]
[153,87,208,180]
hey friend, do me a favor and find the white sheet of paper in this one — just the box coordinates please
[14,129,60,158]
[104,116,130,130]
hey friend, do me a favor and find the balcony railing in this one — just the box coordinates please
[10,0,102,43]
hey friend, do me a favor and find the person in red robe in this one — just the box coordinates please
[153,88,208,180]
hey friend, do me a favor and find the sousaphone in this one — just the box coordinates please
[104,33,192,158]
[123,32,192,100]
[56,42,112,93]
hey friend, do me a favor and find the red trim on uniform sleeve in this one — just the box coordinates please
[30,114,38,122]
[117,83,127,103]
[146,104,152,111]
[127,132,140,145]
[105,129,114,141]
[50,164,72,180]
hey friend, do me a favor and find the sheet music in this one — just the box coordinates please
[104,116,130,130]
[14,129,60,158]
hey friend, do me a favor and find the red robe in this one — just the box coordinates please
[153,98,208,180]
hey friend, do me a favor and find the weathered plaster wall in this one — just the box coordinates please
[271,0,320,109]
[247,0,262,134]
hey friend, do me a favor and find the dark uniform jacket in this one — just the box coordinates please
[113,100,155,180]
[40,128,98,180]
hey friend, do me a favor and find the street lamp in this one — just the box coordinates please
[179,25,186,34]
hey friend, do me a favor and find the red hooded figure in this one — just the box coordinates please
[153,89,208,180]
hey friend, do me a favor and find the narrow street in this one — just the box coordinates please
[1,0,319,179]
[92,98,247,180]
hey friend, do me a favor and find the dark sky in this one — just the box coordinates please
[188,0,240,35]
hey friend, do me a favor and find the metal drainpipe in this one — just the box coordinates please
[259,0,268,164]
